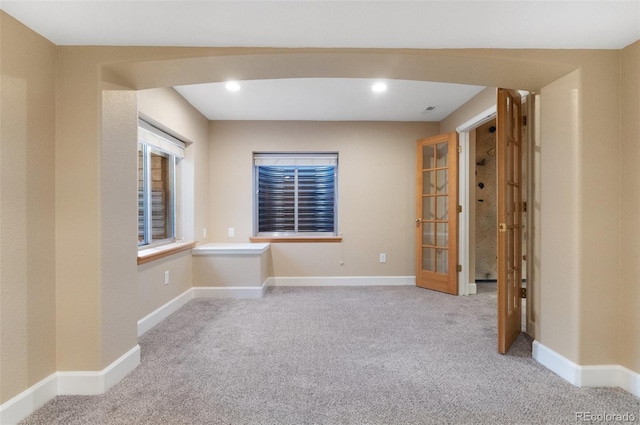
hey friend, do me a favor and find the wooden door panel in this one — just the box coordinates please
[497,88,523,353]
[416,133,458,295]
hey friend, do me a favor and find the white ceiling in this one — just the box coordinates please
[3,1,638,122]
[2,1,639,49]
[174,78,486,121]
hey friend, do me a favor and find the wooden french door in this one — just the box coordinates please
[497,88,523,353]
[415,133,458,295]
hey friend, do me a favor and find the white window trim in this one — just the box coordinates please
[253,152,339,238]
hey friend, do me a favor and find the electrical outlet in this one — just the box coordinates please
[379,253,386,263]
[228,227,235,237]
[203,228,207,238]
[164,271,170,285]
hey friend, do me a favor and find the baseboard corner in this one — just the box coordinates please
[532,340,581,385]
[468,282,477,295]
[533,340,640,397]
[57,344,140,396]
[0,374,57,425]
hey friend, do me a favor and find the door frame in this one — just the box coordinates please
[456,104,497,296]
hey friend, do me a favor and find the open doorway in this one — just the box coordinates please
[457,91,535,339]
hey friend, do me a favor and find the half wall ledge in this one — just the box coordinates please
[192,243,272,294]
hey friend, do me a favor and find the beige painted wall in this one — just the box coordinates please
[100,88,139,366]
[208,121,438,277]
[575,51,622,366]
[56,47,102,372]
[2,10,639,406]
[538,70,582,362]
[0,12,57,403]
[620,40,640,374]
[137,251,193,320]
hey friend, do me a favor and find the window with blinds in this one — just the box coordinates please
[254,153,338,236]
[138,119,185,247]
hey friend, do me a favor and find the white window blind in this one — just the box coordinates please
[254,153,337,167]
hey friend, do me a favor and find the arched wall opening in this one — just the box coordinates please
[58,47,620,380]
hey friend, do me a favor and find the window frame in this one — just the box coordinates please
[252,152,339,239]
[137,119,184,249]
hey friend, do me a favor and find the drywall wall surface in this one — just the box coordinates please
[538,70,582,363]
[208,120,439,277]
[55,47,103,371]
[620,40,640,374]
[137,251,193,321]
[576,50,621,366]
[0,11,57,403]
[100,88,139,368]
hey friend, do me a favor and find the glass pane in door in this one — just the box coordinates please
[422,248,435,271]
[436,249,449,274]
[436,223,448,247]
[422,222,435,246]
[423,171,435,194]
[423,197,435,220]
[436,142,448,167]
[423,145,435,169]
[436,169,448,194]
[436,196,448,220]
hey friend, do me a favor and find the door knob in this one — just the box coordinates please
[416,218,422,223]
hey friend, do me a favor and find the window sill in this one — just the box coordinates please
[249,236,342,243]
[137,241,198,265]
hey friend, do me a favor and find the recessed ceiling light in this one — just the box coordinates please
[371,82,387,93]
[225,81,241,92]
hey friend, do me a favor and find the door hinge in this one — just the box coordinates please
[457,145,462,154]
[457,264,462,272]
[520,288,527,299]
[457,205,462,213]
[499,223,507,232]
[522,116,528,126]
[522,201,527,213]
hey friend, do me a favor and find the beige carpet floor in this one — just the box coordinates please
[20,283,640,424]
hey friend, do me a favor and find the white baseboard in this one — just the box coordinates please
[533,340,640,397]
[192,278,270,299]
[0,345,140,424]
[618,365,640,398]
[532,340,580,385]
[57,344,141,395]
[270,276,416,287]
[468,282,477,295]
[0,373,57,425]
[138,290,195,337]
